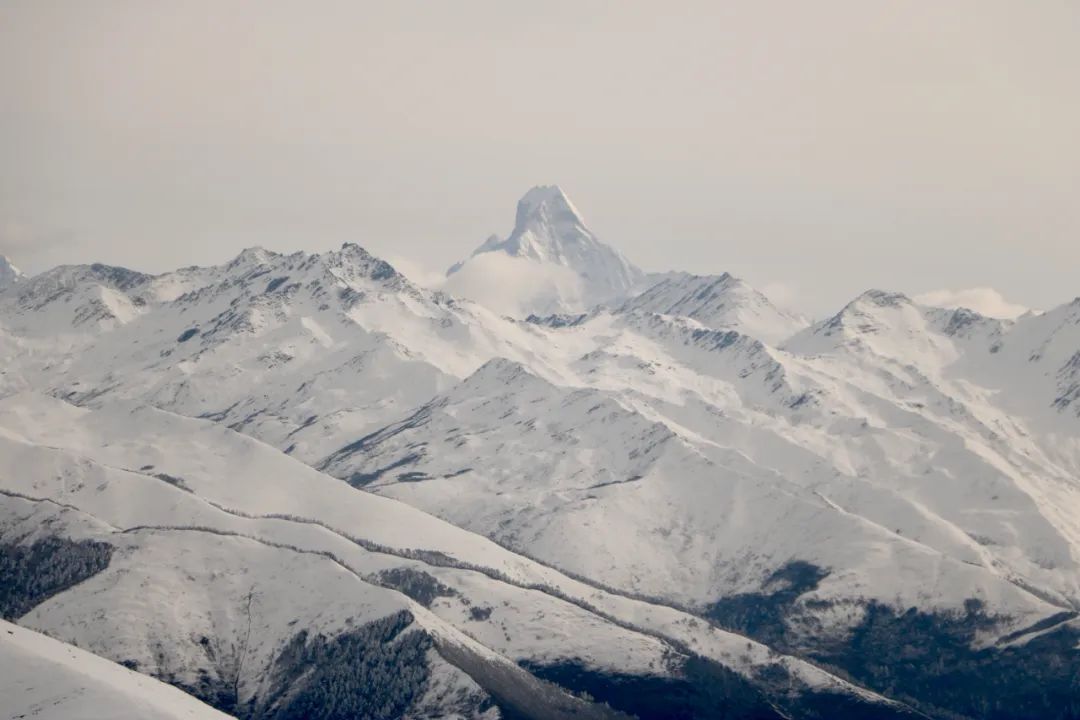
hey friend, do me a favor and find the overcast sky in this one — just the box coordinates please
[2,1,1078,315]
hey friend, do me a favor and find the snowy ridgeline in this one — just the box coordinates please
[0,186,1079,719]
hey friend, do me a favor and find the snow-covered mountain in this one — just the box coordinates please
[445,186,645,316]
[1,191,1079,719]
[325,304,1080,613]
[0,254,24,289]
[618,271,808,344]
[0,242,554,464]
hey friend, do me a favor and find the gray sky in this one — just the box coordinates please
[2,1,1078,315]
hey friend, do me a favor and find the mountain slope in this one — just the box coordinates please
[322,354,1072,621]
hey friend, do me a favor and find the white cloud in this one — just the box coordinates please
[914,288,1029,319]
[442,253,585,317]
[760,282,801,313]
[383,255,445,289]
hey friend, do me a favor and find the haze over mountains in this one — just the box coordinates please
[1,187,1079,720]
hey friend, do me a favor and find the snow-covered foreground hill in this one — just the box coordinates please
[2,619,233,720]
[1,187,1078,719]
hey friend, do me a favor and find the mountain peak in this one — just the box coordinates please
[445,185,643,316]
[228,246,277,269]
[853,289,913,308]
[499,184,596,264]
[785,288,929,355]
[620,271,807,344]
[323,242,403,284]
[512,185,583,235]
[817,289,916,331]
[0,255,24,289]
[453,185,630,270]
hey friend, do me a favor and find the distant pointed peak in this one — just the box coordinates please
[506,185,591,250]
[445,185,643,313]
[514,184,582,225]
[458,184,628,267]
[0,255,24,286]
